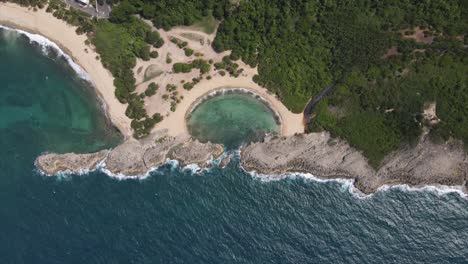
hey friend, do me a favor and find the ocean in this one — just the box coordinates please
[0,27,467,264]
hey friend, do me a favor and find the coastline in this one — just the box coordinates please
[0,3,304,139]
[3,4,466,198]
[0,3,133,138]
[240,131,467,196]
[185,87,283,126]
[155,75,304,137]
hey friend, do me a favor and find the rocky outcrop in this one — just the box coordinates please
[36,150,109,175]
[241,132,467,194]
[167,140,224,167]
[35,130,224,176]
[36,129,467,195]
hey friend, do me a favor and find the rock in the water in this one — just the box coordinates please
[35,150,109,175]
[167,140,224,167]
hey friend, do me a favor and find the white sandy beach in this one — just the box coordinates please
[0,3,133,137]
[1,3,304,139]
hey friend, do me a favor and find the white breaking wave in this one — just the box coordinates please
[35,146,466,200]
[36,157,215,181]
[245,169,467,200]
[0,25,90,81]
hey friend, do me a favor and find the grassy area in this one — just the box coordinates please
[180,33,205,43]
[144,65,163,82]
[187,15,217,34]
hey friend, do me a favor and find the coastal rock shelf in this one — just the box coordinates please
[36,130,224,176]
[241,132,468,194]
[36,130,467,195]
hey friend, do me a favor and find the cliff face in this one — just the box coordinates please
[241,132,467,194]
[36,130,224,176]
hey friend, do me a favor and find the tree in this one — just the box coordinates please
[139,45,151,61]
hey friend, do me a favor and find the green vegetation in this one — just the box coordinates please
[173,59,210,74]
[150,50,158,58]
[136,0,230,31]
[210,0,466,166]
[170,37,188,49]
[145,82,159,97]
[139,45,151,61]
[184,48,194,57]
[166,53,172,64]
[45,0,94,34]
[12,0,466,159]
[214,56,243,77]
[186,14,217,34]
[131,113,163,138]
[183,82,194,90]
[92,9,166,138]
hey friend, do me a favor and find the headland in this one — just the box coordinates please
[2,3,466,196]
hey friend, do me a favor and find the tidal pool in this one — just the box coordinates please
[187,92,280,148]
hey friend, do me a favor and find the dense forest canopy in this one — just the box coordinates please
[4,0,467,166]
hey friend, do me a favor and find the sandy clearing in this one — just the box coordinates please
[133,23,304,137]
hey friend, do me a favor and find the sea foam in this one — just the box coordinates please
[0,25,90,81]
[246,169,467,200]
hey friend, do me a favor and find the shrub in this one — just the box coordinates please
[173,63,193,73]
[139,45,151,61]
[184,48,194,57]
[183,82,194,90]
[253,74,260,83]
[145,82,159,96]
[154,38,165,48]
[150,50,159,58]
[145,31,161,45]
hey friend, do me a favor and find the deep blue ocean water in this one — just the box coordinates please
[0,27,467,264]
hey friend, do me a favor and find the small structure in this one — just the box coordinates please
[76,0,89,6]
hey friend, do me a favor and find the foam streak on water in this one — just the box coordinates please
[0,25,90,81]
[246,169,468,200]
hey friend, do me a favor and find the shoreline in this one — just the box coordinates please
[0,3,133,138]
[34,146,468,199]
[185,87,283,126]
[155,75,305,137]
[240,131,467,195]
[0,3,304,139]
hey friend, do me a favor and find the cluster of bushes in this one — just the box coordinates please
[162,84,182,112]
[172,59,210,74]
[131,113,163,138]
[214,55,243,77]
[170,37,188,49]
[134,0,232,31]
[184,48,194,57]
[92,9,168,138]
[144,82,158,97]
[45,0,95,35]
[182,77,202,90]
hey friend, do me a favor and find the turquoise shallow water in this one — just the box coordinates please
[187,93,279,148]
[1,28,467,264]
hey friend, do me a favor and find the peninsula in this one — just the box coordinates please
[1,0,466,194]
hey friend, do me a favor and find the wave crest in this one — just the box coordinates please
[245,169,467,199]
[0,25,90,81]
